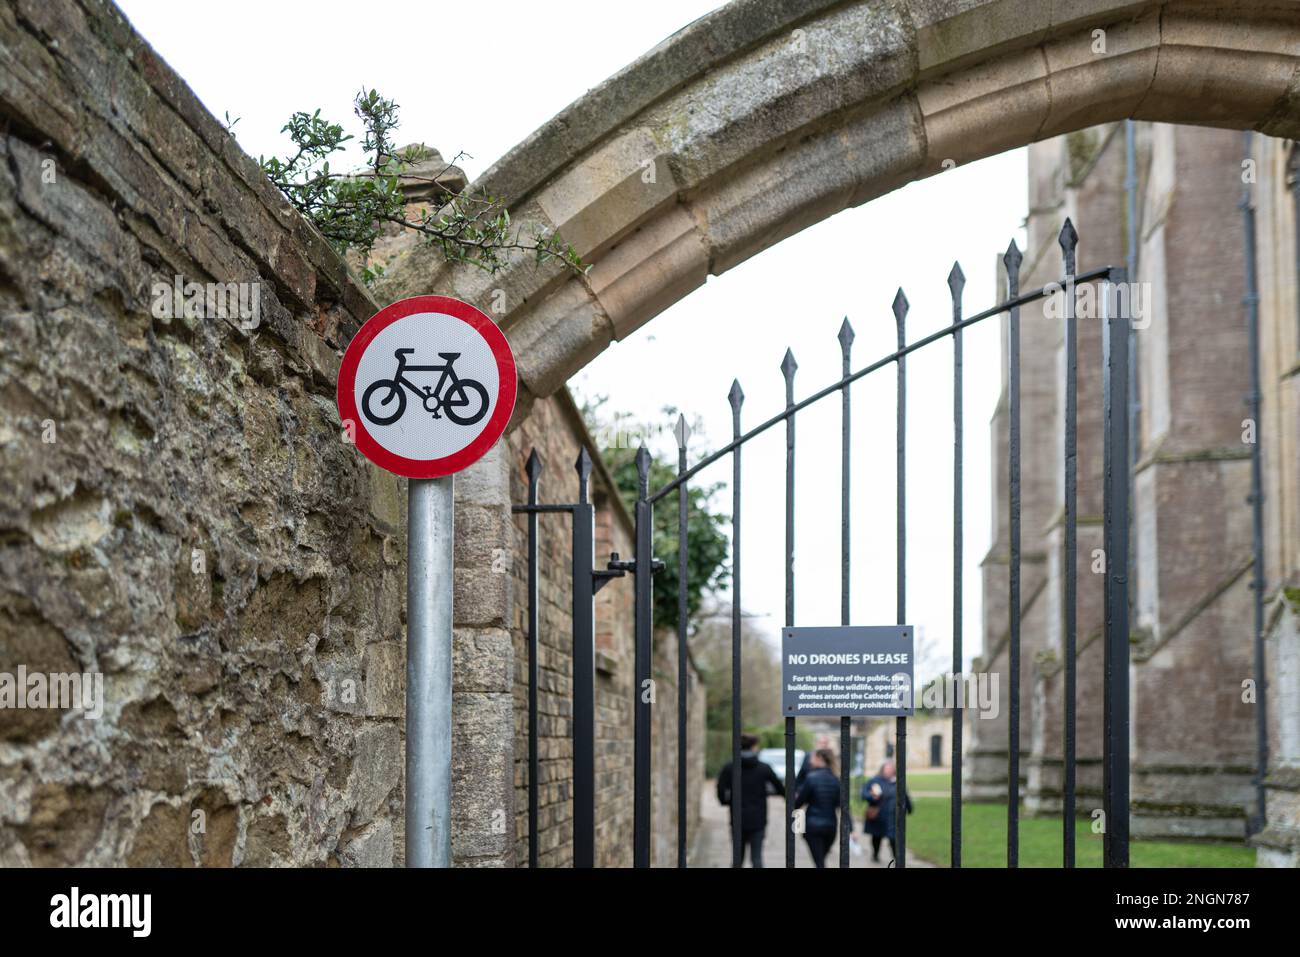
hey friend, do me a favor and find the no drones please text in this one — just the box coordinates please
[786,652,909,665]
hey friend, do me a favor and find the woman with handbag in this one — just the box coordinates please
[861,760,912,864]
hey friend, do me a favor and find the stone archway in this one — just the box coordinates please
[376,0,1300,404]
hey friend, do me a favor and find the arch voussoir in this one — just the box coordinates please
[691,94,925,277]
[1136,7,1300,127]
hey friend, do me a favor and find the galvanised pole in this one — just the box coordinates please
[406,476,454,868]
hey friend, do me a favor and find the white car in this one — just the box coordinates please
[757,747,806,785]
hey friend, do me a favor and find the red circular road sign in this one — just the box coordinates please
[337,295,516,479]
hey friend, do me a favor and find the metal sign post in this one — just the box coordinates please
[406,476,454,868]
[337,295,517,869]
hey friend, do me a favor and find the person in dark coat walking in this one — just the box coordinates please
[861,760,912,864]
[794,748,841,868]
[716,733,784,867]
[794,733,833,789]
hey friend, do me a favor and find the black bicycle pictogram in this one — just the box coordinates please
[361,349,490,427]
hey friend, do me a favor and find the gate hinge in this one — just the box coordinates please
[593,551,664,594]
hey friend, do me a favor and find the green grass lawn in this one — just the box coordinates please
[903,771,951,792]
[903,798,1256,868]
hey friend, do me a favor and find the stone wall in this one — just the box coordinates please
[508,392,704,867]
[0,0,519,869]
[0,0,406,866]
[1129,124,1257,840]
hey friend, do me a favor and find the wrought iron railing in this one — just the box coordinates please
[517,220,1136,869]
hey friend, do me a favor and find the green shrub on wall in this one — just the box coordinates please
[580,400,731,632]
[704,725,815,779]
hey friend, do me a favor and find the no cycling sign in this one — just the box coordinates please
[336,294,516,870]
[337,294,517,478]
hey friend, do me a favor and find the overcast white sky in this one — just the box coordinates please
[117,0,1029,684]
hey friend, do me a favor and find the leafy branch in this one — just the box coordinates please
[581,397,732,631]
[257,89,585,284]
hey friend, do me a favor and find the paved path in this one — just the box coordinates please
[689,782,934,868]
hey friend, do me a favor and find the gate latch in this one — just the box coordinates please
[593,551,663,594]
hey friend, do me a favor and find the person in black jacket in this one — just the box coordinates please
[794,747,841,868]
[716,734,784,867]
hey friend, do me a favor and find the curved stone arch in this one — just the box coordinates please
[375,0,1300,406]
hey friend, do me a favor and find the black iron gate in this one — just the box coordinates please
[515,221,1133,869]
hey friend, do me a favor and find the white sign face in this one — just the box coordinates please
[354,311,500,461]
[337,296,517,479]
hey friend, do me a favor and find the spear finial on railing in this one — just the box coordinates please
[526,447,543,482]
[674,413,691,451]
[1059,217,1078,275]
[1004,238,1023,269]
[635,445,651,498]
[728,379,744,437]
[838,317,855,362]
[781,347,798,379]
[893,288,909,349]
[1004,239,1023,295]
[948,261,966,302]
[575,447,592,504]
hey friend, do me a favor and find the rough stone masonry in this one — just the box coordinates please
[0,0,457,867]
